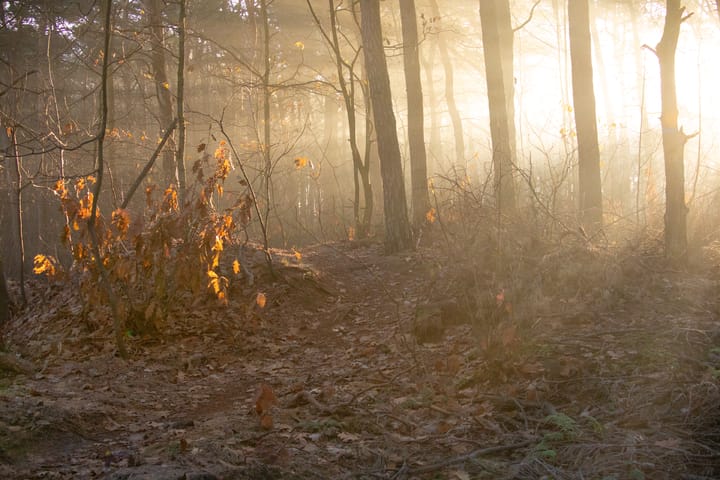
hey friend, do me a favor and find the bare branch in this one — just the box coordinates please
[513,0,541,33]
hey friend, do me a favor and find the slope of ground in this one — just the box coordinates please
[1,240,720,479]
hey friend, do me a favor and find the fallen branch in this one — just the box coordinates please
[405,439,534,475]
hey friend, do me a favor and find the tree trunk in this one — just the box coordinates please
[399,0,429,230]
[359,0,413,253]
[146,0,177,189]
[0,258,10,325]
[479,0,516,214]
[429,0,464,166]
[568,0,603,231]
[656,0,689,262]
[175,0,187,205]
[309,0,374,237]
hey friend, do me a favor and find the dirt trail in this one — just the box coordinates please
[1,241,720,479]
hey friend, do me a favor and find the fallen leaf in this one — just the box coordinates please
[255,383,277,416]
[256,292,267,308]
[260,414,274,430]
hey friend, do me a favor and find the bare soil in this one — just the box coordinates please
[1,240,720,479]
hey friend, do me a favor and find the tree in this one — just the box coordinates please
[652,0,693,262]
[145,0,177,189]
[479,0,516,214]
[0,258,9,324]
[359,0,413,253]
[175,0,188,205]
[399,0,429,229]
[568,0,603,231]
[307,0,374,237]
[429,0,464,166]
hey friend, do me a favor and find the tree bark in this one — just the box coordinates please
[359,0,413,253]
[0,258,9,325]
[175,0,187,205]
[656,0,689,262]
[568,0,603,231]
[307,0,374,237]
[399,0,429,229]
[146,0,177,189]
[429,0,464,166]
[479,0,516,214]
[89,0,127,358]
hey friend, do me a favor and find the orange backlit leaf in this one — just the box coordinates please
[426,208,437,224]
[232,259,241,275]
[33,254,57,277]
[294,156,308,169]
[256,292,267,308]
[255,383,277,416]
[111,208,131,236]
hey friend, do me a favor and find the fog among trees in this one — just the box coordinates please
[2,0,719,272]
[3,1,720,478]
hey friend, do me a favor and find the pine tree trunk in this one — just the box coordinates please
[359,0,413,253]
[568,0,603,231]
[399,0,429,229]
[479,0,516,214]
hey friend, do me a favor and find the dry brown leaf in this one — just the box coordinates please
[446,355,463,375]
[255,383,277,416]
[260,413,274,430]
[256,292,267,308]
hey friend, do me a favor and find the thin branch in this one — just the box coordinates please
[121,117,178,209]
[512,0,541,33]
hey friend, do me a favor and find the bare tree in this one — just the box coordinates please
[307,0,374,237]
[359,0,413,253]
[145,0,177,189]
[89,0,127,358]
[175,0,187,204]
[649,0,694,262]
[568,0,602,231]
[429,0,464,166]
[479,0,517,214]
[399,0,429,229]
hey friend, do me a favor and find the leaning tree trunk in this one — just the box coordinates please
[656,0,691,262]
[479,0,516,214]
[399,0,430,229]
[359,0,413,253]
[568,0,603,232]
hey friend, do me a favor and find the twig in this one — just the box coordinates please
[404,439,534,475]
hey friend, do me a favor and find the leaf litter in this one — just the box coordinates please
[1,240,720,479]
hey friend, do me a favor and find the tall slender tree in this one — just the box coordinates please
[146,0,177,189]
[568,0,603,231]
[307,0,373,237]
[399,0,429,229]
[175,0,187,204]
[479,0,516,213]
[654,0,693,262]
[359,0,413,253]
[429,0,464,166]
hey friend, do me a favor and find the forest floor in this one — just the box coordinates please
[1,238,720,479]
